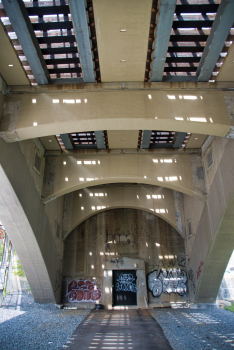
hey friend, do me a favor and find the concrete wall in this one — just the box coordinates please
[0,90,4,119]
[18,139,45,195]
[45,197,65,259]
[202,136,229,191]
[62,208,186,308]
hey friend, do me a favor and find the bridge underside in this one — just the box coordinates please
[0,0,234,306]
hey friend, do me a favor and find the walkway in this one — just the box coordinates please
[1,292,234,349]
[66,309,172,350]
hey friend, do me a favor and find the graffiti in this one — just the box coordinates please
[54,259,63,293]
[147,260,166,272]
[178,256,187,267]
[67,279,101,302]
[147,269,187,297]
[147,254,188,272]
[196,261,204,280]
[109,258,124,269]
[116,273,136,293]
[188,268,196,294]
[110,258,123,265]
[105,227,138,257]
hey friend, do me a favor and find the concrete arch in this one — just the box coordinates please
[62,185,184,240]
[0,139,63,304]
[43,153,206,202]
[0,164,55,303]
[195,190,234,303]
[65,207,183,240]
[1,89,231,142]
[188,139,234,304]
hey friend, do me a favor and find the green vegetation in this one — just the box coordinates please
[0,241,3,262]
[2,286,11,297]
[13,259,25,277]
[224,303,234,313]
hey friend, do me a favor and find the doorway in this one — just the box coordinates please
[113,270,137,306]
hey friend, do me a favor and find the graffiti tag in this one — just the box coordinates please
[54,259,63,293]
[109,258,124,269]
[115,273,136,293]
[196,261,204,280]
[147,254,188,272]
[67,280,101,302]
[147,269,187,297]
[188,268,196,294]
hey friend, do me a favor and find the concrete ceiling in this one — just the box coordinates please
[0,1,233,86]
[39,131,208,151]
[93,0,152,82]
[185,134,207,149]
[40,136,61,151]
[107,130,139,149]
[0,21,29,86]
[216,42,234,82]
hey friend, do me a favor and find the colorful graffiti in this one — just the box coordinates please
[196,261,204,280]
[147,269,187,297]
[67,280,101,302]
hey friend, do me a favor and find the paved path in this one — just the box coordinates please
[66,309,172,350]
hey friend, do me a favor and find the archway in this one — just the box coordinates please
[62,185,184,240]
[62,208,187,308]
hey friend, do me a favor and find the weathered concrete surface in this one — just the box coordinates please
[45,196,65,258]
[0,139,63,303]
[0,99,21,142]
[18,138,45,195]
[0,90,5,120]
[67,309,172,350]
[42,156,57,201]
[173,153,207,257]
[203,136,229,191]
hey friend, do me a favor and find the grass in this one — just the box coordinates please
[224,303,234,313]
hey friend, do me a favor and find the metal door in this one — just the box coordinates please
[113,270,137,306]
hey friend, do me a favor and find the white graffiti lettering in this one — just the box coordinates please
[115,274,136,293]
[148,269,187,297]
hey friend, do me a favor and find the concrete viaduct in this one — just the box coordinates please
[0,0,234,308]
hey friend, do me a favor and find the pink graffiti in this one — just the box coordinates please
[196,261,204,280]
[67,279,102,302]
